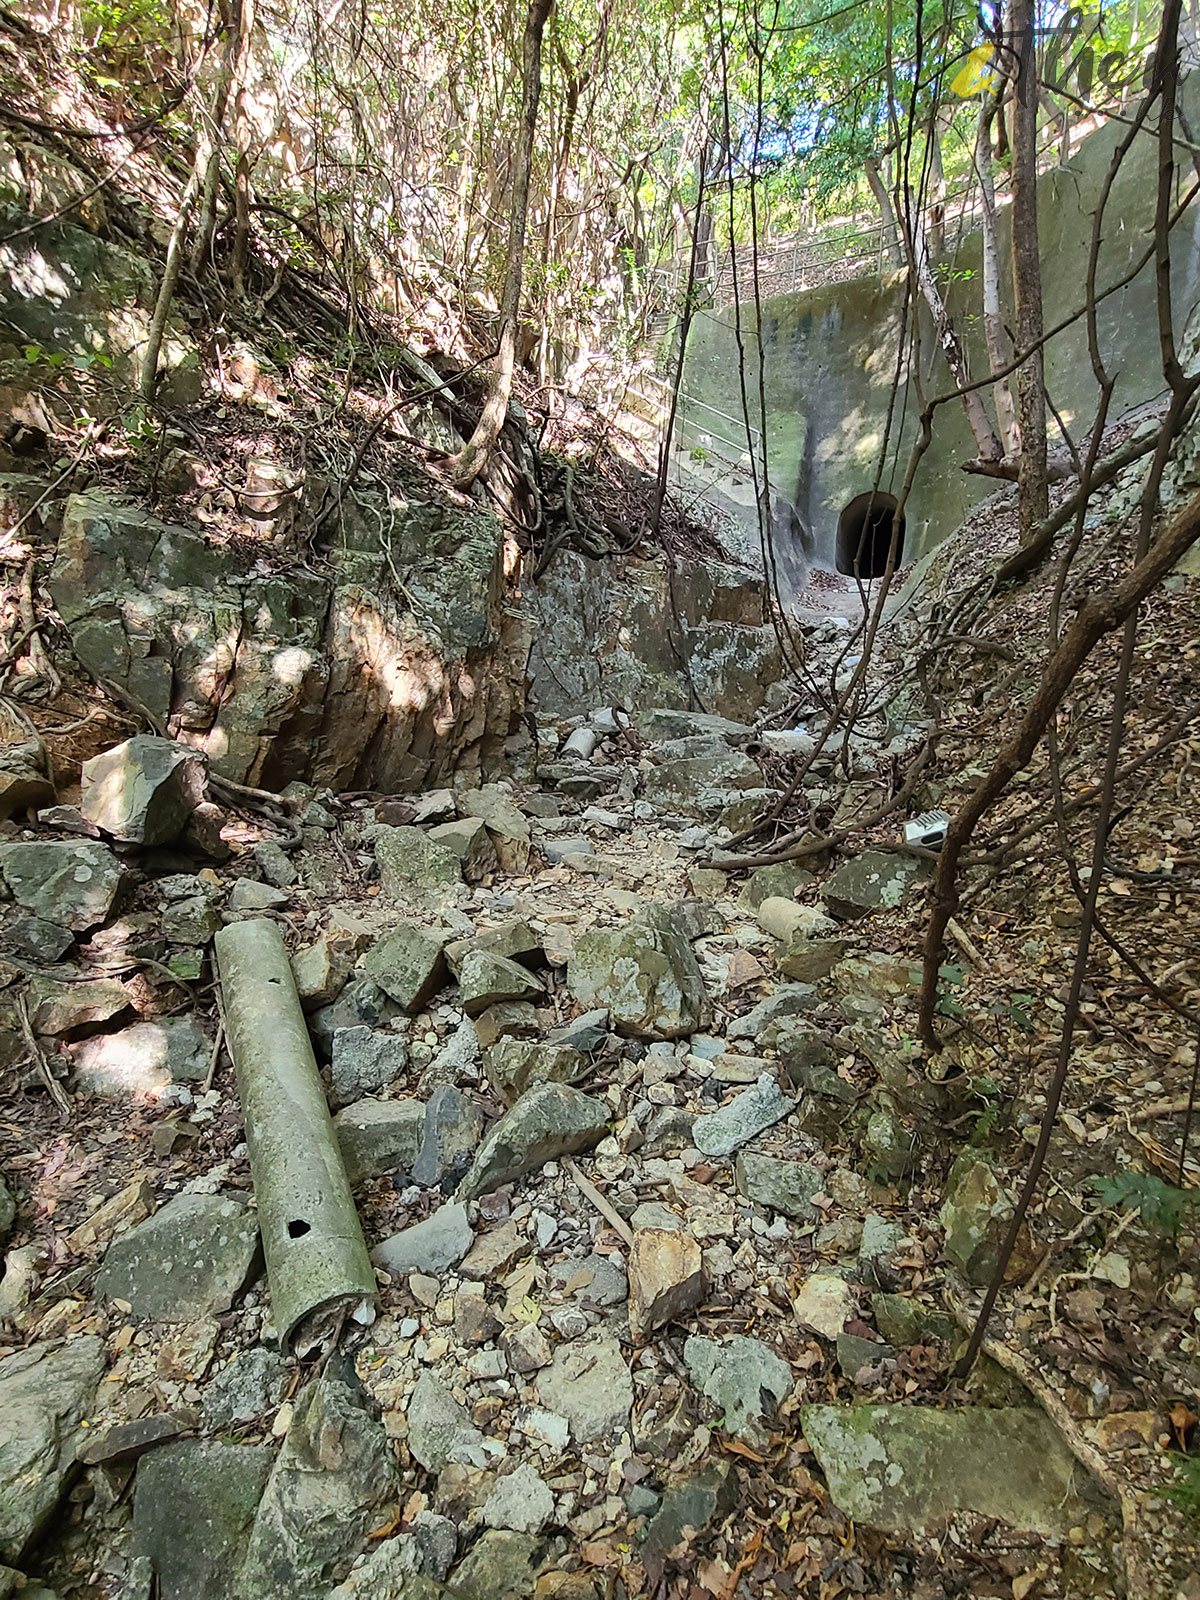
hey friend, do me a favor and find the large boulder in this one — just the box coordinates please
[0,1336,105,1563]
[131,1440,271,1600]
[238,1371,399,1600]
[821,851,924,921]
[800,1403,1102,1535]
[567,906,708,1040]
[0,839,125,931]
[80,735,206,845]
[457,1083,609,1201]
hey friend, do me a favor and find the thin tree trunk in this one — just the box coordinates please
[190,0,238,278]
[1009,0,1050,538]
[909,209,1002,461]
[975,94,1020,456]
[864,154,902,265]
[230,0,256,300]
[448,0,554,487]
[140,166,201,401]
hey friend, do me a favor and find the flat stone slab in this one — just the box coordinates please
[800,1403,1102,1535]
[132,1439,271,1600]
[822,851,923,921]
[457,1083,609,1201]
[95,1193,259,1322]
[71,1016,210,1099]
[536,1328,632,1442]
[371,1203,474,1277]
[0,1335,104,1564]
[735,1151,824,1220]
[684,1333,792,1443]
[567,906,709,1040]
[691,1073,794,1158]
[334,1097,426,1186]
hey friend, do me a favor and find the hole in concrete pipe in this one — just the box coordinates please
[835,491,905,578]
[288,1219,312,1238]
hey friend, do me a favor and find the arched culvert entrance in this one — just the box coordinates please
[835,491,905,578]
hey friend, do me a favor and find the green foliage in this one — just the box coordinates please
[1163,1455,1200,1522]
[1089,1173,1199,1236]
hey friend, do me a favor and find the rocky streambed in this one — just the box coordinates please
[0,707,1125,1600]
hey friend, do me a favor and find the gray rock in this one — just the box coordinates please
[567,906,709,1040]
[428,818,498,883]
[449,1531,540,1600]
[80,736,205,846]
[483,1040,584,1105]
[457,1084,609,1202]
[0,1176,13,1243]
[94,1194,259,1322]
[870,1293,956,1347]
[536,1328,632,1442]
[374,826,463,902]
[800,1403,1098,1534]
[739,864,813,911]
[325,1536,435,1600]
[26,974,131,1037]
[362,927,447,1014]
[310,981,400,1060]
[228,879,289,912]
[421,1019,482,1091]
[2,917,73,963]
[940,1151,1016,1286]
[71,1016,211,1099]
[411,1512,457,1580]
[131,1440,271,1600]
[546,1009,609,1052]
[412,1087,484,1189]
[411,790,456,824]
[683,1334,792,1443]
[641,1460,738,1578]
[793,1272,853,1339]
[836,1332,894,1382]
[725,985,817,1041]
[291,928,369,1011]
[0,840,125,931]
[857,1214,906,1279]
[642,1105,696,1156]
[202,1349,286,1431]
[445,921,543,974]
[0,1336,104,1563]
[371,1203,473,1276]
[334,1098,426,1186]
[328,1027,408,1109]
[541,834,594,864]
[238,1372,399,1600]
[406,1372,487,1472]
[691,1073,794,1158]
[458,786,531,873]
[821,851,923,921]
[549,1250,628,1308]
[481,1464,554,1534]
[636,708,753,745]
[457,950,545,1017]
[253,840,297,889]
[161,895,223,944]
[734,1151,823,1219]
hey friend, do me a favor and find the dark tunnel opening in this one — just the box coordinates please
[835,491,906,578]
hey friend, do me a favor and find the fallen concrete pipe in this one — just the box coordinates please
[214,918,376,1356]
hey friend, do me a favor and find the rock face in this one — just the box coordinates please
[80,735,206,845]
[567,907,708,1040]
[800,1404,1097,1535]
[0,1336,104,1563]
[374,827,464,902]
[526,548,781,723]
[238,1372,399,1600]
[49,490,523,792]
[457,1084,610,1201]
[132,1440,272,1600]
[94,1193,259,1321]
[821,851,923,921]
[0,839,125,930]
